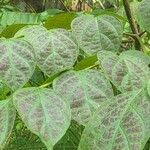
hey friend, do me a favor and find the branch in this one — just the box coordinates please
[123,0,141,50]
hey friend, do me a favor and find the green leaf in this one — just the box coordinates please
[0,11,40,27]
[15,25,79,77]
[53,69,114,125]
[74,55,98,71]
[137,0,150,32]
[44,13,76,30]
[78,89,150,150]
[0,81,10,100]
[13,87,71,150]
[71,14,123,55]
[0,24,27,38]
[98,50,150,92]
[0,38,36,91]
[0,99,16,149]
[40,9,63,21]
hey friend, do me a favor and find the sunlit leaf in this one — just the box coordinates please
[15,25,79,77]
[0,39,36,90]
[0,99,16,149]
[98,50,150,92]
[53,69,114,125]
[13,87,71,149]
[78,89,150,150]
[71,14,123,55]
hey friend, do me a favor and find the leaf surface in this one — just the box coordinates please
[71,15,123,55]
[98,50,150,92]
[13,87,71,149]
[15,25,79,77]
[53,69,114,125]
[0,99,16,149]
[78,89,150,150]
[138,0,150,32]
[0,39,36,90]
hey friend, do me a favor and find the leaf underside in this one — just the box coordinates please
[98,50,150,92]
[0,99,16,149]
[15,25,79,77]
[13,87,71,149]
[71,15,123,55]
[78,90,150,150]
[0,39,36,90]
[53,69,114,125]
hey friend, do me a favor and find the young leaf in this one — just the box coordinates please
[98,50,150,92]
[78,89,150,150]
[71,15,123,55]
[15,25,79,77]
[53,69,114,125]
[0,39,36,91]
[13,87,71,149]
[138,0,150,32]
[0,99,16,149]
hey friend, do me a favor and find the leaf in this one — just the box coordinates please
[78,89,150,150]
[0,38,36,91]
[98,50,150,92]
[44,13,76,30]
[137,0,150,32]
[15,25,79,77]
[0,11,40,27]
[71,14,123,55]
[0,99,16,149]
[0,24,27,38]
[53,69,114,125]
[13,87,71,149]
[148,80,150,96]
[40,9,63,21]
[74,55,98,71]
[0,81,10,100]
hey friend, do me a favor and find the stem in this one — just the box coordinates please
[123,0,141,50]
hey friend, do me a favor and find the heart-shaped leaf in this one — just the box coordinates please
[78,89,150,150]
[13,87,71,149]
[15,25,79,77]
[53,69,114,125]
[71,15,123,55]
[0,99,16,149]
[0,39,36,90]
[138,0,150,32]
[98,50,150,92]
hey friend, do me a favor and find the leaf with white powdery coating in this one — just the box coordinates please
[98,50,150,92]
[78,89,150,150]
[15,25,79,77]
[0,39,36,91]
[138,0,150,32]
[13,87,71,149]
[0,99,16,149]
[53,69,114,125]
[71,15,123,55]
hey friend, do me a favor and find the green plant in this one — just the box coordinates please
[0,0,150,150]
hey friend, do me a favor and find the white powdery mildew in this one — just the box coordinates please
[78,90,150,150]
[0,39,36,90]
[0,99,16,149]
[98,50,150,92]
[138,0,150,32]
[53,69,114,125]
[13,87,71,149]
[15,25,79,77]
[71,15,123,55]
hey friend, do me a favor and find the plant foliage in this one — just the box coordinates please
[0,0,150,150]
